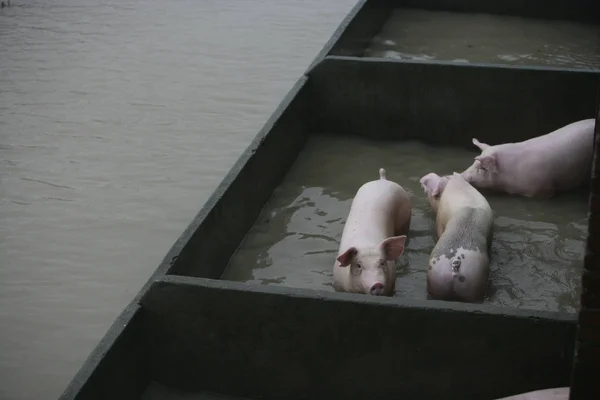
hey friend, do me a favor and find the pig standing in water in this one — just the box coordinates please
[461,118,595,198]
[494,387,568,400]
[333,168,411,296]
[420,172,494,302]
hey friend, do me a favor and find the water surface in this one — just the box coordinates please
[223,134,586,313]
[366,9,600,68]
[0,1,358,399]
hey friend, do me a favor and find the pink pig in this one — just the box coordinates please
[461,118,595,198]
[494,387,568,400]
[420,172,494,303]
[333,168,411,296]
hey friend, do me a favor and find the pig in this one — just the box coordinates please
[333,168,411,296]
[461,118,595,198]
[420,172,494,302]
[494,387,569,400]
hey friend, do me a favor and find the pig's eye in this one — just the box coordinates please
[355,262,362,269]
[379,260,386,266]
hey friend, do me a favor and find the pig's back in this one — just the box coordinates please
[525,118,594,158]
[340,179,409,247]
[528,119,594,188]
[435,175,491,237]
[439,175,490,221]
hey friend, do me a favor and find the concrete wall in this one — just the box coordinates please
[55,274,579,400]
[570,87,600,399]
[166,77,311,279]
[321,0,390,59]
[308,56,599,146]
[140,276,577,400]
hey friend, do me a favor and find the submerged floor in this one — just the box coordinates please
[365,8,600,69]
[222,134,587,313]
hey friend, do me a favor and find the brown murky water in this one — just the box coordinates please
[0,0,358,399]
[223,134,587,313]
[365,9,600,69]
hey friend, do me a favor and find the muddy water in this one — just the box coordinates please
[0,0,359,398]
[365,9,600,69]
[223,134,587,313]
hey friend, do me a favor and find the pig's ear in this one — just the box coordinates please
[420,174,445,197]
[434,178,448,197]
[336,247,357,267]
[380,235,407,261]
[475,155,497,173]
[429,178,447,197]
[472,138,490,151]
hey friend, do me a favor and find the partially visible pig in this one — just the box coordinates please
[461,118,595,198]
[420,172,493,302]
[333,168,411,296]
[494,387,569,400]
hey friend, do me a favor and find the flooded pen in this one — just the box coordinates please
[222,135,587,313]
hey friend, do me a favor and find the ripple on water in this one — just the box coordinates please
[223,187,347,290]
[223,134,587,313]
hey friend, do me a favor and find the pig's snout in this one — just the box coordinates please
[369,282,385,296]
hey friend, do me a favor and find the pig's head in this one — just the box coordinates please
[419,172,449,211]
[461,138,499,189]
[336,235,407,296]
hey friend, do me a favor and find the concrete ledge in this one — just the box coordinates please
[308,56,599,144]
[163,76,311,279]
[139,275,576,400]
